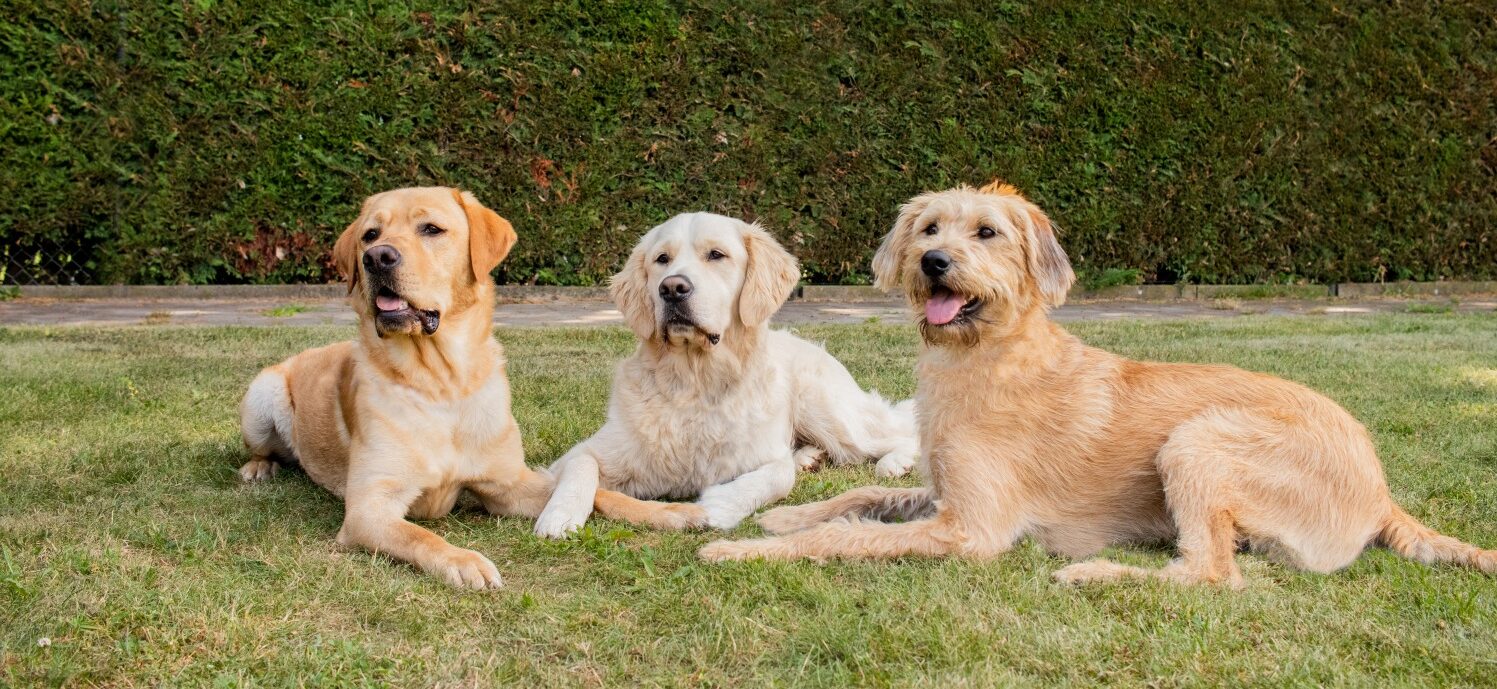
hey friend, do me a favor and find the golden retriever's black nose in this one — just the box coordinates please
[363,245,402,272]
[659,275,693,302]
[921,250,951,278]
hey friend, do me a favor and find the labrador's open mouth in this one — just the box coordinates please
[373,287,441,334]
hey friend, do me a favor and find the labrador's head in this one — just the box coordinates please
[611,213,799,349]
[333,187,516,337]
[872,182,1073,346]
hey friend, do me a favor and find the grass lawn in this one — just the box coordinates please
[2,314,1495,686]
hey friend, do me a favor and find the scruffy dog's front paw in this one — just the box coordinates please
[698,539,768,562]
[431,548,503,590]
[238,458,278,482]
[755,504,826,535]
[645,503,710,530]
[1052,560,1129,585]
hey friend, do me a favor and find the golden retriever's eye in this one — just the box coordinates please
[977,226,996,239]
[707,249,726,261]
[923,223,938,236]
[420,223,445,237]
[655,253,670,264]
[361,228,379,243]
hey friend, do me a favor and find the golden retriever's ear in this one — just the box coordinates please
[332,220,363,295]
[1023,207,1075,307]
[609,240,656,340]
[456,190,517,283]
[737,222,799,327]
[873,197,923,291]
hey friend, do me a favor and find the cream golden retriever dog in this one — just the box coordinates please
[239,187,552,589]
[700,182,1496,585]
[533,213,919,538]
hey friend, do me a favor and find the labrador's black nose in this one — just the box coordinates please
[920,250,952,278]
[363,245,402,272]
[659,275,693,302]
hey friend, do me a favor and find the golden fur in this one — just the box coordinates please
[238,187,551,589]
[534,213,919,538]
[700,183,1497,585]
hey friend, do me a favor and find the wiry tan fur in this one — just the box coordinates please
[700,183,1497,585]
[239,187,552,589]
[534,213,920,538]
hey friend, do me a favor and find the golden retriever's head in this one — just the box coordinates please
[611,213,799,349]
[332,187,516,337]
[872,182,1073,346]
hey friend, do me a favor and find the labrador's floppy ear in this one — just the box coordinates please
[332,219,364,295]
[1021,205,1075,308]
[872,196,926,292]
[609,238,656,341]
[455,189,517,283]
[736,221,800,327]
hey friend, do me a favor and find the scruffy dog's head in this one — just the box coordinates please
[333,187,516,338]
[872,182,1074,346]
[611,213,799,350]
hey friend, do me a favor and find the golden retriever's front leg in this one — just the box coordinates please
[338,481,502,590]
[756,486,936,534]
[700,510,965,562]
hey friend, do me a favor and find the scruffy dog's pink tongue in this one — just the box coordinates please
[925,289,964,325]
[376,295,408,312]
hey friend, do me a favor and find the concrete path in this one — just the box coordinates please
[1,295,1492,328]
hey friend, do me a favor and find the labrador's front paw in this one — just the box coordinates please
[429,548,503,590]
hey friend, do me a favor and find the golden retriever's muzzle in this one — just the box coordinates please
[364,245,440,336]
[657,275,720,345]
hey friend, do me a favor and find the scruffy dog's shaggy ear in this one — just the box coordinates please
[455,190,517,283]
[873,196,926,292]
[979,180,1074,307]
[332,220,364,295]
[737,222,800,327]
[610,240,657,340]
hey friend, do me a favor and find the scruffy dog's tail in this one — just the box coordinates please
[1378,504,1497,573]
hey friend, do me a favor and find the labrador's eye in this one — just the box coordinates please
[655,253,670,264]
[420,223,445,236]
[977,226,996,239]
[707,249,726,261]
[923,223,939,236]
[361,228,380,243]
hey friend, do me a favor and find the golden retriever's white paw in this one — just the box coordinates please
[698,539,771,562]
[794,446,825,472]
[433,548,503,590]
[533,506,587,539]
[697,487,751,530]
[238,458,278,482]
[1053,560,1130,585]
[755,504,825,535]
[874,451,916,478]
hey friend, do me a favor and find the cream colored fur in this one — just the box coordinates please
[239,187,551,589]
[700,183,1497,585]
[534,213,919,538]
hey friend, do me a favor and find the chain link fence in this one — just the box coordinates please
[1,234,94,286]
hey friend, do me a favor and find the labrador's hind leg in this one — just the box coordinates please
[239,369,294,483]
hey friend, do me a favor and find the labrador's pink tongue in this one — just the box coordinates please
[925,290,964,325]
[375,295,408,312]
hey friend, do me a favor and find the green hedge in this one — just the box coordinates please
[4,1,1494,285]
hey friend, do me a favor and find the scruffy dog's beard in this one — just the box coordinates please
[913,282,991,348]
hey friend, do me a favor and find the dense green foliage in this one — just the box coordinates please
[4,1,1494,285]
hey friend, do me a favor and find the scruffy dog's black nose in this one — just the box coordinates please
[659,275,693,302]
[921,250,952,278]
[363,245,402,272]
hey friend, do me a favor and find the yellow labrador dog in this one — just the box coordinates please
[238,187,552,589]
[700,182,1496,586]
[533,213,919,538]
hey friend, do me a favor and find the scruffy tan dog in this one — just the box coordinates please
[239,187,552,589]
[700,182,1496,586]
